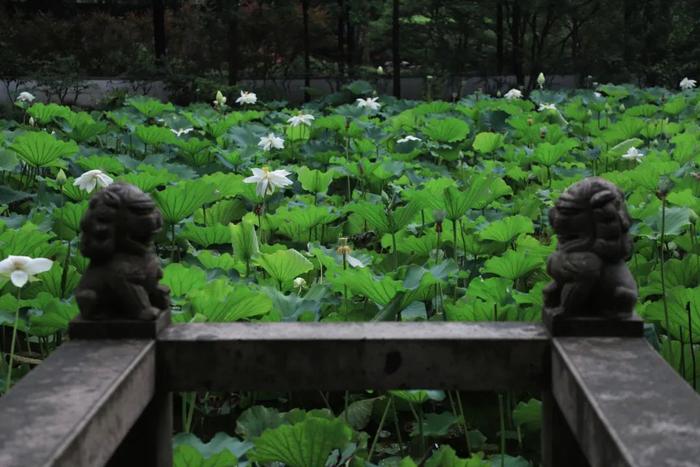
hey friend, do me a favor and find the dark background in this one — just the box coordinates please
[1,0,699,103]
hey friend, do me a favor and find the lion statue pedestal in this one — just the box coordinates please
[68,183,171,340]
[543,177,643,337]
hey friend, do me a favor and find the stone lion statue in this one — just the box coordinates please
[75,183,170,320]
[543,177,637,318]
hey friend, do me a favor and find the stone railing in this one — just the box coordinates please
[1,179,699,467]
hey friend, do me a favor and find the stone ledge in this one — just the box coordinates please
[68,311,171,340]
[543,307,644,337]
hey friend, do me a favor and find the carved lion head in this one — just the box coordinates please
[79,183,163,261]
[549,177,632,262]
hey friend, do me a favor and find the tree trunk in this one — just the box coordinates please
[392,0,401,98]
[152,0,167,65]
[346,3,355,76]
[511,1,524,85]
[496,1,504,74]
[302,0,311,101]
[337,0,345,84]
[227,2,240,85]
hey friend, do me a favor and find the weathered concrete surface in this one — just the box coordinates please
[552,338,700,467]
[159,322,549,391]
[0,340,155,467]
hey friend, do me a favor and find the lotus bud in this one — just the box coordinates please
[587,109,593,118]
[496,90,502,98]
[540,126,548,139]
[293,277,307,290]
[29,116,36,127]
[433,210,446,234]
[527,118,534,126]
[56,169,67,186]
[214,90,227,107]
[619,104,625,112]
[427,75,434,81]
[377,66,384,75]
[537,72,545,89]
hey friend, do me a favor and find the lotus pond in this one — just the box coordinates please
[0,82,699,466]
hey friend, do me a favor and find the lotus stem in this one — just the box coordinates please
[4,288,21,393]
[368,396,392,461]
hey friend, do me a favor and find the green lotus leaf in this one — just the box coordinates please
[127,96,175,118]
[76,155,126,175]
[639,287,700,341]
[118,170,176,193]
[153,181,219,224]
[297,166,335,195]
[9,131,78,168]
[482,249,543,280]
[190,280,272,322]
[172,432,251,462]
[180,223,231,247]
[512,398,542,433]
[338,397,377,431]
[479,215,534,244]
[532,141,574,167]
[472,132,504,154]
[389,389,445,404]
[425,446,490,467]
[53,201,88,240]
[640,206,694,239]
[333,267,404,306]
[134,124,179,146]
[195,250,239,272]
[27,102,71,124]
[29,295,79,337]
[230,220,260,268]
[602,118,645,145]
[423,117,470,143]
[37,263,80,299]
[236,405,286,440]
[412,411,461,438]
[196,199,247,226]
[663,96,687,116]
[0,223,58,259]
[161,263,208,297]
[173,444,238,467]
[63,111,108,143]
[254,249,313,289]
[248,416,352,467]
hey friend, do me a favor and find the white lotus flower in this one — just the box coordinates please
[346,254,366,268]
[680,77,697,90]
[287,113,315,127]
[213,90,227,107]
[293,277,307,289]
[538,103,557,112]
[235,90,257,105]
[621,147,644,163]
[258,133,285,151]
[170,128,194,137]
[593,92,602,99]
[28,117,36,127]
[244,167,293,197]
[0,255,53,288]
[16,92,35,103]
[397,135,421,144]
[504,89,522,99]
[73,169,114,193]
[356,97,381,111]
